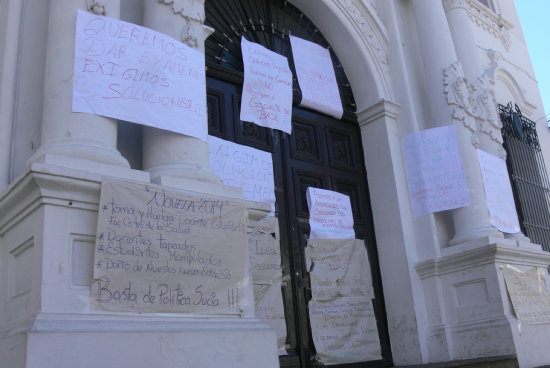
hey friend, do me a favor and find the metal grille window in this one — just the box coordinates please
[499,103,550,251]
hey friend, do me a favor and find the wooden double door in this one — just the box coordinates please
[206,70,392,367]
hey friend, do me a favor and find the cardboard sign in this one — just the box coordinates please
[92,180,249,314]
[208,135,275,210]
[240,37,293,133]
[402,125,470,217]
[306,187,355,239]
[73,10,207,141]
[290,35,343,119]
[477,149,521,233]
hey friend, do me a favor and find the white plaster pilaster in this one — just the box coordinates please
[28,0,130,171]
[444,1,530,242]
[0,0,24,191]
[358,99,425,365]
[141,0,220,186]
[411,0,501,246]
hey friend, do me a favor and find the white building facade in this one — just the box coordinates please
[1,0,550,367]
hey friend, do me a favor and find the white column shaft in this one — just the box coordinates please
[32,0,129,168]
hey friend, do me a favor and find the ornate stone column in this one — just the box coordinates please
[444,0,529,242]
[411,0,501,245]
[29,0,130,170]
[141,0,220,187]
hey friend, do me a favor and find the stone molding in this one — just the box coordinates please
[443,0,513,51]
[357,99,401,127]
[335,0,391,76]
[415,238,550,279]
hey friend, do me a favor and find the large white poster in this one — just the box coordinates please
[306,187,355,239]
[402,125,470,217]
[477,149,521,233]
[289,35,343,119]
[73,10,207,141]
[240,37,293,133]
[306,238,381,364]
[208,135,275,210]
[92,180,249,314]
[248,216,287,353]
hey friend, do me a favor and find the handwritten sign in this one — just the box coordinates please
[240,37,292,133]
[92,180,249,314]
[306,239,374,301]
[73,10,207,141]
[402,125,470,217]
[248,216,282,284]
[306,239,380,364]
[477,149,521,233]
[248,216,287,352]
[289,35,343,119]
[306,187,355,239]
[254,283,287,353]
[309,297,381,364]
[208,135,275,211]
[503,266,550,323]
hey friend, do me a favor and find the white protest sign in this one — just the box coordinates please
[402,125,470,217]
[73,10,207,141]
[240,37,293,133]
[309,297,381,364]
[503,266,550,324]
[92,180,249,314]
[254,282,288,353]
[208,135,275,210]
[248,216,282,285]
[289,35,343,119]
[248,216,287,353]
[307,239,375,301]
[477,149,521,233]
[306,187,355,239]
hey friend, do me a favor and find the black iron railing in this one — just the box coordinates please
[500,103,550,251]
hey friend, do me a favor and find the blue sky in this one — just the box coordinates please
[515,0,550,125]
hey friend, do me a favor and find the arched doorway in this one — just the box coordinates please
[205,1,392,366]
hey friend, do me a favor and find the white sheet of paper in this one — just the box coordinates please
[503,266,550,324]
[289,35,343,119]
[306,187,355,239]
[92,180,249,314]
[309,297,382,364]
[73,10,207,141]
[240,37,292,133]
[248,216,282,285]
[477,149,521,233]
[402,125,470,217]
[208,135,275,210]
[254,282,288,353]
[307,239,374,301]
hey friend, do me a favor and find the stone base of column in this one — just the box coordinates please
[0,162,276,368]
[449,225,503,246]
[415,237,550,367]
[2,314,278,368]
[28,138,131,171]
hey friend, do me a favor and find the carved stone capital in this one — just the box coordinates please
[86,0,107,15]
[444,0,513,51]
[158,0,205,23]
[443,61,477,133]
[471,73,503,144]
